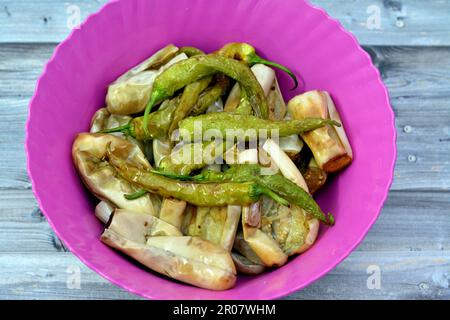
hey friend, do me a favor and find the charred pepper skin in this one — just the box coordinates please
[178,113,340,141]
[216,42,298,90]
[142,54,270,135]
[107,148,269,207]
[168,76,212,135]
[152,164,334,225]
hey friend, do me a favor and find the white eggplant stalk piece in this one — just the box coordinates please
[101,231,236,291]
[72,133,157,215]
[287,90,353,172]
[115,44,179,82]
[90,107,143,150]
[106,47,187,115]
[296,218,320,254]
[221,205,242,251]
[260,197,319,256]
[233,231,265,265]
[262,139,309,193]
[267,76,287,120]
[242,202,288,267]
[236,148,286,266]
[158,198,187,229]
[206,98,224,114]
[153,136,184,221]
[278,135,304,159]
[95,201,115,224]
[182,205,241,252]
[107,209,182,241]
[90,108,110,133]
[237,148,259,165]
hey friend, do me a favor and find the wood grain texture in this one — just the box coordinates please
[1,44,450,191]
[1,190,449,254]
[1,250,448,300]
[1,0,450,45]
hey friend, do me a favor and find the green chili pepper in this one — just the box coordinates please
[217,42,298,90]
[178,46,205,57]
[178,113,340,141]
[190,75,230,116]
[143,54,269,136]
[168,76,213,135]
[233,89,253,116]
[107,147,287,206]
[158,141,226,175]
[152,164,334,225]
[101,97,180,140]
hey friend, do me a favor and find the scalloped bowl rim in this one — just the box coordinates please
[25,0,396,300]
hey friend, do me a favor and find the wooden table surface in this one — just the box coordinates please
[1,0,449,300]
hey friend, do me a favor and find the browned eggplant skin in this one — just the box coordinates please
[105,45,180,115]
[303,167,328,194]
[288,90,352,173]
[72,133,155,214]
[231,252,266,275]
[101,231,236,290]
[322,154,352,173]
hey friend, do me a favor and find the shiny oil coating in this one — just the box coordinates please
[150,54,269,119]
[178,113,339,140]
[107,151,260,206]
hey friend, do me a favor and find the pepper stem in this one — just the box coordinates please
[327,213,335,226]
[124,189,148,200]
[260,187,290,207]
[142,95,158,138]
[250,54,299,90]
[327,120,341,127]
[98,123,130,134]
[149,170,202,181]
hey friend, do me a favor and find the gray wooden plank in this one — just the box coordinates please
[287,250,450,300]
[1,0,450,46]
[1,44,450,191]
[0,189,448,299]
[0,189,67,253]
[0,250,448,300]
[1,189,449,254]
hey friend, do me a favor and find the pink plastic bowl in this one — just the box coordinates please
[26,0,396,299]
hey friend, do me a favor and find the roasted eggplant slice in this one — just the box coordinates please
[101,231,236,290]
[288,90,353,172]
[72,133,157,215]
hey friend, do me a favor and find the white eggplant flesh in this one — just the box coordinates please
[262,139,309,193]
[268,77,287,120]
[323,92,353,158]
[158,198,187,229]
[95,201,115,224]
[106,51,188,115]
[107,209,182,243]
[72,133,157,215]
[101,231,236,291]
[242,202,288,267]
[238,149,259,164]
[287,90,352,172]
[278,135,304,158]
